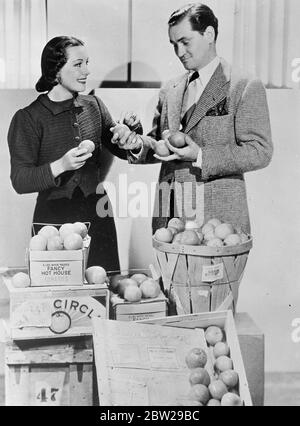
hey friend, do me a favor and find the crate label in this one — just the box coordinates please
[30,261,82,286]
[148,347,179,369]
[202,263,224,282]
[12,296,106,333]
[118,311,166,322]
[12,300,52,328]
[197,290,210,298]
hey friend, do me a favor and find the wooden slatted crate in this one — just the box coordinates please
[153,237,252,314]
[141,310,253,406]
[108,268,168,321]
[92,310,252,406]
[2,268,109,340]
[110,292,168,321]
[5,336,97,406]
[28,222,91,287]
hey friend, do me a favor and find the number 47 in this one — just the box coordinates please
[36,387,60,403]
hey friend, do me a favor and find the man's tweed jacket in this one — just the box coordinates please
[132,59,273,233]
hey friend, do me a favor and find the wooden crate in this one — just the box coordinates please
[92,318,211,406]
[153,237,252,314]
[92,310,252,406]
[141,310,252,406]
[108,268,168,321]
[29,222,91,287]
[2,268,109,340]
[5,336,97,406]
[110,292,168,321]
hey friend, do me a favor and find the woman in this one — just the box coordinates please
[7,36,140,271]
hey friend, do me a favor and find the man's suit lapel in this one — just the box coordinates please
[185,63,230,133]
[167,74,188,132]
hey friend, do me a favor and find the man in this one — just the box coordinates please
[111,2,273,233]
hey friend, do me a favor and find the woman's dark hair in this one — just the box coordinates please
[168,3,218,41]
[35,36,84,92]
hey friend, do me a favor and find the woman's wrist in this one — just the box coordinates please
[50,158,65,178]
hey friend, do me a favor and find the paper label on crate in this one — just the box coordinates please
[112,344,142,367]
[52,296,106,319]
[202,263,224,282]
[12,300,52,328]
[50,296,107,334]
[197,290,210,298]
[30,261,83,286]
[11,296,106,332]
[147,347,179,369]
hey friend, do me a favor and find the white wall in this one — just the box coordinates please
[47,0,129,88]
[47,0,235,87]
[239,90,300,372]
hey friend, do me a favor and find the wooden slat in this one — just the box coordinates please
[5,338,94,406]
[5,365,30,406]
[171,286,191,315]
[172,255,188,287]
[153,237,253,256]
[155,251,179,292]
[235,253,249,280]
[210,256,227,310]
[69,364,93,406]
[216,292,234,312]
[225,311,253,406]
[170,254,190,314]
[6,337,93,365]
[166,252,180,288]
[187,256,210,313]
[141,311,229,329]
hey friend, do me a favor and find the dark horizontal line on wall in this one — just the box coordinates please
[265,84,293,89]
[98,81,162,89]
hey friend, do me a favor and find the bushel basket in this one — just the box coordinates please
[153,237,253,315]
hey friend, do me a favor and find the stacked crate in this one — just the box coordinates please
[2,265,109,406]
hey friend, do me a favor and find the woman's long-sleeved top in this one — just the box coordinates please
[7,93,127,201]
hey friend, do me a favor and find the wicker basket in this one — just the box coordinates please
[152,237,253,315]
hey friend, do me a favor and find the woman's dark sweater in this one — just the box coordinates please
[7,93,128,201]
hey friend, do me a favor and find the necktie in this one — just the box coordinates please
[181,71,200,128]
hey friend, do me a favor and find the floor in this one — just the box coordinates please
[0,298,299,406]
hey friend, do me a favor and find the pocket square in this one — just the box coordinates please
[206,98,228,116]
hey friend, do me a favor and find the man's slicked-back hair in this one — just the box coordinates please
[168,3,218,41]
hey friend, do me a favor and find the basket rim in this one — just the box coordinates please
[152,236,253,256]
